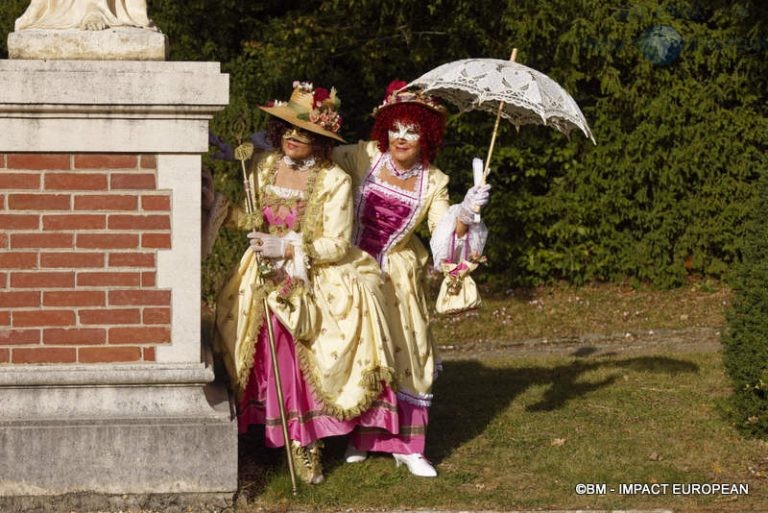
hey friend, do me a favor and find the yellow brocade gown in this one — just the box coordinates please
[333,141,452,405]
[215,152,396,421]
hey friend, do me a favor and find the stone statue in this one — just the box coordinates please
[15,0,153,31]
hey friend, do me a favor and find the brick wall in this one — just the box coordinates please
[0,153,171,364]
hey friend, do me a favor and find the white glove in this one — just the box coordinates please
[248,231,285,258]
[458,184,491,224]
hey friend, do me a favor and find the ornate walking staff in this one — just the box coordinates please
[234,141,299,495]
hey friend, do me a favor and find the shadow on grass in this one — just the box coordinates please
[234,349,699,499]
[237,428,278,501]
[428,353,699,464]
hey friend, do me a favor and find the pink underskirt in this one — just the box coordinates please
[350,400,428,455]
[238,313,400,448]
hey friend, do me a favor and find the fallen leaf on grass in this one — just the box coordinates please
[551,438,567,447]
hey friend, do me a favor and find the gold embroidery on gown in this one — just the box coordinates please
[215,152,395,419]
[333,141,450,401]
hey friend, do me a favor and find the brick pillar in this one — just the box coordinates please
[1,153,171,364]
[0,60,233,508]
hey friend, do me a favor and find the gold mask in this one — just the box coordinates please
[282,128,313,144]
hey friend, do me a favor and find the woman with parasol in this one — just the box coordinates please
[333,81,491,477]
[214,82,398,485]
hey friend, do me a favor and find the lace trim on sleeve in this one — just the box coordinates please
[430,204,489,269]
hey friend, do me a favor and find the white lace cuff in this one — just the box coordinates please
[283,231,308,283]
[430,204,488,269]
[457,206,476,225]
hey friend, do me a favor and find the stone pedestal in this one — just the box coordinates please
[0,59,234,509]
[8,28,168,60]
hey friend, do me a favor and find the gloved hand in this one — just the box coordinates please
[250,131,273,151]
[248,231,285,258]
[463,184,491,210]
[210,131,272,161]
[209,132,233,161]
[458,184,491,224]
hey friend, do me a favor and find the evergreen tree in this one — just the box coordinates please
[722,171,768,438]
[1,1,766,292]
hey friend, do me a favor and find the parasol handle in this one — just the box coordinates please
[482,47,517,183]
[474,48,518,222]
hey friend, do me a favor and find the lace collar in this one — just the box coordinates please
[383,152,424,181]
[264,183,306,199]
[282,154,316,172]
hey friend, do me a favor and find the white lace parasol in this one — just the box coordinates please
[407,58,595,144]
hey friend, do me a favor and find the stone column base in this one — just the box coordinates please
[0,492,233,513]
[0,352,237,504]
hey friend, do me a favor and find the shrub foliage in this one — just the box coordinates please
[1,1,766,294]
[722,172,768,438]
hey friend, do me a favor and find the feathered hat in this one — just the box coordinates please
[372,80,448,118]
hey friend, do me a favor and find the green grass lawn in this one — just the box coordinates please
[431,281,730,345]
[236,351,767,513]
[222,283,765,512]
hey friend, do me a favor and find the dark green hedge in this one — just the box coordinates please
[2,1,766,293]
[722,171,768,438]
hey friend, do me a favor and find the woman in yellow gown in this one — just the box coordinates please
[333,81,490,477]
[215,82,398,484]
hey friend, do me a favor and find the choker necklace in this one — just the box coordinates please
[282,155,316,172]
[385,153,422,180]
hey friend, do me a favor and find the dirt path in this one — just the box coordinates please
[437,326,723,360]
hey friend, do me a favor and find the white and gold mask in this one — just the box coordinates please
[388,121,421,142]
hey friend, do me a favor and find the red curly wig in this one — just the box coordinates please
[371,102,446,165]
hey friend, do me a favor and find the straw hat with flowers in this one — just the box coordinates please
[260,81,345,142]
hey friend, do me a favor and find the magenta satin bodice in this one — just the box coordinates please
[261,189,304,234]
[354,156,426,266]
[356,187,413,262]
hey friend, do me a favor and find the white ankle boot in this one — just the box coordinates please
[344,444,367,463]
[393,453,437,477]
